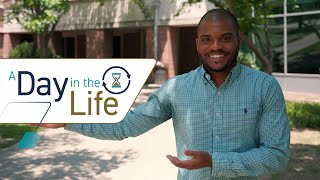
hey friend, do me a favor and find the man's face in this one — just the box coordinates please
[196,18,240,73]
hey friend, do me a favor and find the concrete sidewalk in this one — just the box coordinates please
[0,122,177,180]
[0,85,319,180]
[283,91,320,103]
[0,86,177,180]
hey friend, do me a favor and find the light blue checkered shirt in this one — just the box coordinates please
[65,63,290,180]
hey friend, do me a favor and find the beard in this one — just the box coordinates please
[198,50,239,73]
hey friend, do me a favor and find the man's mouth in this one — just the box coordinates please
[208,54,224,59]
[206,53,226,60]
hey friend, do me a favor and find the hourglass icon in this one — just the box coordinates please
[112,73,121,88]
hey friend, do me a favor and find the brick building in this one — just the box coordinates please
[1,0,319,93]
[0,0,215,80]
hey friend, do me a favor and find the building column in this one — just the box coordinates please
[146,26,180,79]
[1,33,20,58]
[86,30,113,58]
[0,34,3,58]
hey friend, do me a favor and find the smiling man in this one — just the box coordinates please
[36,9,290,179]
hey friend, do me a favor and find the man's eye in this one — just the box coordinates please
[222,36,231,41]
[201,38,210,42]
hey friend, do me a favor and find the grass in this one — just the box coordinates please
[260,129,320,180]
[286,101,320,129]
[0,124,37,149]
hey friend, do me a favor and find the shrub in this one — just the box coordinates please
[9,41,60,58]
[238,50,260,70]
[286,101,320,129]
[9,41,35,58]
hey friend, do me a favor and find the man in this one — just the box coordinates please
[37,9,290,179]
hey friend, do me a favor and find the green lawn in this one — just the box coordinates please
[260,129,320,180]
[286,101,320,129]
[0,124,37,149]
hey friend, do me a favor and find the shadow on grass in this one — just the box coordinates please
[260,144,320,180]
[0,124,37,148]
[0,131,137,179]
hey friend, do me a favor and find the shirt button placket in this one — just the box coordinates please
[213,90,223,150]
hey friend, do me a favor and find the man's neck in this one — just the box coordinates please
[205,62,237,88]
[209,71,230,87]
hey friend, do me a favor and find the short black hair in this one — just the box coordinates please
[197,8,239,36]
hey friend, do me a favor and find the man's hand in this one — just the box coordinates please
[28,123,66,128]
[166,150,212,170]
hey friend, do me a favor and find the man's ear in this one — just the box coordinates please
[196,38,199,51]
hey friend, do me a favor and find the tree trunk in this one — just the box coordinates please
[241,33,273,74]
[32,34,38,57]
[39,33,50,58]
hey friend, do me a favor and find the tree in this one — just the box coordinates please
[129,0,279,73]
[5,0,70,58]
[180,0,281,73]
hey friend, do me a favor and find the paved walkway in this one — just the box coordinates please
[0,85,319,180]
[0,86,177,180]
[283,91,320,103]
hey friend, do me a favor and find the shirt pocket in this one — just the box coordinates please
[225,106,260,130]
[238,106,260,123]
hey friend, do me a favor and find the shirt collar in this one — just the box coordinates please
[200,63,242,84]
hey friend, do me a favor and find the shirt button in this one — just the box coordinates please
[217,92,221,95]
[215,135,219,140]
[217,172,222,176]
[216,112,221,117]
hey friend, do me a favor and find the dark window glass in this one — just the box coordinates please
[269,18,284,73]
[288,0,320,13]
[20,34,33,43]
[287,14,320,74]
[254,18,284,72]
[62,37,75,58]
[268,0,284,15]
[113,36,121,58]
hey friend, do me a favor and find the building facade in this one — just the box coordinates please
[0,0,214,81]
[1,0,320,93]
[267,0,320,94]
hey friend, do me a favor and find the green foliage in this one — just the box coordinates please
[286,101,320,129]
[237,50,260,70]
[131,0,152,19]
[175,0,201,16]
[9,41,34,58]
[206,0,276,35]
[5,0,70,57]
[0,124,37,149]
[98,0,152,19]
[9,41,59,58]
[6,0,70,34]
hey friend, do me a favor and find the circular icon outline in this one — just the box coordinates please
[102,66,131,94]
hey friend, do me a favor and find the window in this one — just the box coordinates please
[287,0,320,13]
[269,18,285,73]
[287,14,320,74]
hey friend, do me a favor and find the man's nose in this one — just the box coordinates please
[209,40,222,50]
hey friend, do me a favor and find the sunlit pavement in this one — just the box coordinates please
[1,85,319,180]
[0,85,177,180]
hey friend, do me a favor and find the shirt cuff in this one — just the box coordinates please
[211,152,230,177]
[64,123,80,132]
